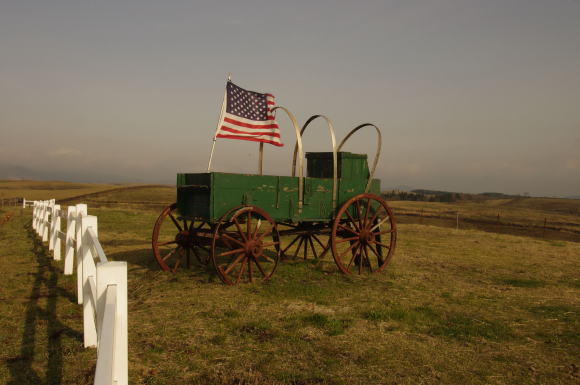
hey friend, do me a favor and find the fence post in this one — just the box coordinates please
[35,201,40,234]
[96,261,128,385]
[32,202,37,232]
[76,204,88,304]
[81,215,98,348]
[22,198,26,209]
[49,204,58,251]
[37,201,44,236]
[53,204,62,261]
[64,206,77,275]
[43,200,53,242]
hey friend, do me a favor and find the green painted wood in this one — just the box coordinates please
[176,152,380,223]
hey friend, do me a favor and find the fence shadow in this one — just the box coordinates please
[7,224,83,385]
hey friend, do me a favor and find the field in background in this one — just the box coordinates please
[390,198,580,243]
[0,182,579,384]
[0,180,139,201]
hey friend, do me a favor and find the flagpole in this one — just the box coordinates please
[258,143,264,175]
[207,74,231,172]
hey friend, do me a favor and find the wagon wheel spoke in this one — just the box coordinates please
[224,253,246,275]
[369,240,391,249]
[292,236,305,259]
[363,198,372,227]
[339,240,360,260]
[337,223,359,235]
[253,258,267,277]
[233,218,247,242]
[158,240,177,246]
[252,219,262,238]
[344,210,360,232]
[162,247,180,261]
[312,234,326,249]
[172,257,181,273]
[221,232,245,247]
[366,242,384,266]
[354,199,364,229]
[246,213,252,240]
[346,243,361,270]
[308,236,318,259]
[368,206,386,228]
[218,247,245,258]
[303,235,308,259]
[168,212,183,232]
[370,216,390,232]
[236,260,246,284]
[256,228,272,241]
[282,234,301,254]
[362,244,373,273]
[197,244,211,253]
[335,235,359,244]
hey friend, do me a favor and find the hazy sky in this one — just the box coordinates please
[1,0,579,196]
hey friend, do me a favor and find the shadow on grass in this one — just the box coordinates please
[6,224,83,385]
[108,247,222,283]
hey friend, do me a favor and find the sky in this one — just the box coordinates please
[1,0,579,197]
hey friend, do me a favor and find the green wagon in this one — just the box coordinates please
[152,113,397,285]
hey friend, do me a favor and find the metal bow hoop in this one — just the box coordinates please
[271,106,305,214]
[337,123,382,192]
[292,115,338,213]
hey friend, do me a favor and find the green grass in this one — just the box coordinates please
[1,185,579,384]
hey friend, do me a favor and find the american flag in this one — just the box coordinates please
[215,81,282,146]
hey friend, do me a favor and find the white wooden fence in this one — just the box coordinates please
[30,199,128,385]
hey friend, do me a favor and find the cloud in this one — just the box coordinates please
[47,148,82,157]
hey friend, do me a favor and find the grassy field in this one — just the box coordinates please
[0,180,139,201]
[390,198,580,242]
[0,183,579,384]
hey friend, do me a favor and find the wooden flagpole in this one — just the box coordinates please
[207,74,231,172]
[258,143,264,175]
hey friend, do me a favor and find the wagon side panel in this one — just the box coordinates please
[176,173,211,219]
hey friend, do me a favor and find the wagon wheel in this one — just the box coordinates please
[331,194,396,275]
[211,206,281,285]
[152,203,210,272]
[281,224,331,261]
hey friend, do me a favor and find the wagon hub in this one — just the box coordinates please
[246,240,263,258]
[359,228,374,245]
[175,231,192,247]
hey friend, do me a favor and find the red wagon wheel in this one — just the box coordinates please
[152,203,210,272]
[211,206,281,285]
[331,194,396,275]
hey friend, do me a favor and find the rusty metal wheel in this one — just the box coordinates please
[211,206,281,285]
[331,194,396,275]
[152,203,210,272]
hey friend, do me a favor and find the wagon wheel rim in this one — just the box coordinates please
[331,194,397,275]
[152,203,210,272]
[211,206,281,285]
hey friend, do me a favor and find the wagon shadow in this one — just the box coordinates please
[108,247,220,282]
[7,224,83,385]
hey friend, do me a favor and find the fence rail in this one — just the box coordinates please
[30,199,128,385]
